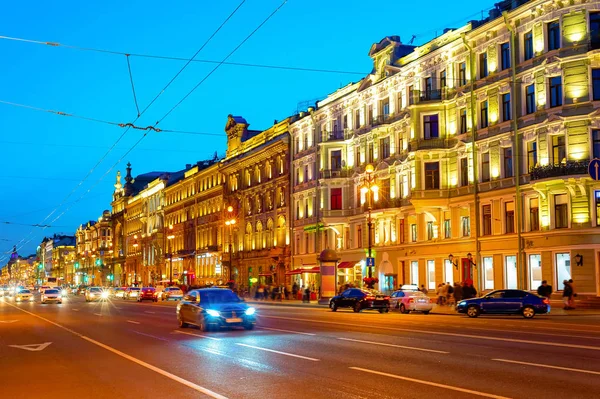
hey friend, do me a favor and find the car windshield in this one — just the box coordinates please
[130,288,140,291]
[199,290,241,305]
[408,291,426,297]
[168,288,181,292]
[90,288,102,292]
[45,290,59,294]
[20,290,31,294]
[142,288,154,291]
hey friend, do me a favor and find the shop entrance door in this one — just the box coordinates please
[461,258,473,282]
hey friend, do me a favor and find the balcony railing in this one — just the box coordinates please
[322,129,352,142]
[369,197,412,210]
[319,169,352,179]
[409,89,445,105]
[408,137,458,151]
[529,160,589,181]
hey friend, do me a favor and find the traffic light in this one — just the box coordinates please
[95,258,102,266]
[38,264,43,270]
[74,262,79,269]
[108,274,113,281]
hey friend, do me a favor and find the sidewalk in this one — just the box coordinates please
[247,299,600,316]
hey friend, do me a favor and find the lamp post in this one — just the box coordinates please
[360,164,379,279]
[225,206,236,283]
[133,235,139,286]
[448,254,458,270]
[167,225,175,284]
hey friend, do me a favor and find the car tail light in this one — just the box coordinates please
[365,296,375,300]
[543,298,550,305]
[408,298,415,303]
[384,296,390,300]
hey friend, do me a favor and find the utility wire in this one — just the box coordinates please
[125,54,141,116]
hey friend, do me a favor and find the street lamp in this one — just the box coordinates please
[360,164,379,279]
[225,205,236,283]
[133,235,139,286]
[448,254,458,270]
[167,225,175,284]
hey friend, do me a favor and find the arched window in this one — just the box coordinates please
[276,216,286,247]
[256,221,263,249]
[245,223,252,251]
[266,218,274,248]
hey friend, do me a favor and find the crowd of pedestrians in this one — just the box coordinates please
[425,280,477,307]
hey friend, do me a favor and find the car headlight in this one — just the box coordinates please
[29,297,34,301]
[16,297,21,301]
[458,301,466,306]
[206,309,220,317]
[245,307,256,316]
[101,292,109,299]
[61,289,67,295]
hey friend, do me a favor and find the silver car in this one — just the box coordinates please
[41,289,62,304]
[390,290,433,314]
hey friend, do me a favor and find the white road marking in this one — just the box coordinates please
[236,343,320,361]
[72,309,79,312]
[339,337,449,354]
[258,326,316,336]
[493,358,600,376]
[126,320,140,325]
[350,367,510,398]
[131,330,169,342]
[9,342,52,352]
[145,311,156,314]
[173,330,221,341]
[6,303,228,399]
[0,320,19,323]
[94,313,102,316]
[261,315,600,351]
[461,325,600,341]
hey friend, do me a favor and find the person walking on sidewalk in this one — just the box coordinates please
[562,280,573,310]
[568,279,577,309]
[537,280,553,299]
[453,283,463,308]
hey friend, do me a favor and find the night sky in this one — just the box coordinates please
[0,0,495,260]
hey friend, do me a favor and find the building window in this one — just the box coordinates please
[549,76,562,107]
[483,257,494,290]
[444,219,451,239]
[397,92,403,112]
[398,135,404,153]
[331,150,342,170]
[296,204,300,220]
[410,224,417,242]
[479,52,488,78]
[593,69,600,101]
[530,198,539,231]
[330,188,342,210]
[460,157,469,186]
[480,101,488,128]
[505,202,515,234]
[555,253,571,288]
[440,70,446,89]
[444,259,454,285]
[423,114,439,139]
[526,84,536,114]
[379,137,390,159]
[399,219,405,243]
[502,93,511,121]
[529,254,542,290]
[500,42,511,70]
[458,62,467,86]
[593,130,600,158]
[551,135,565,164]
[504,147,513,178]
[481,152,490,182]
[505,255,517,289]
[461,216,470,237]
[367,143,374,163]
[424,162,440,189]
[460,108,467,133]
[554,194,568,229]
[426,221,434,240]
[357,225,363,248]
[524,30,534,60]
[355,145,361,167]
[424,77,432,98]
[482,204,492,236]
[596,191,600,226]
[547,21,560,51]
[527,141,538,171]
[381,98,390,118]
[410,260,419,285]
[354,109,361,128]
[427,260,436,290]
[592,12,600,50]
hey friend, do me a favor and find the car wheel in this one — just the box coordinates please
[244,323,255,330]
[395,302,400,310]
[385,307,389,313]
[330,302,338,312]
[378,308,385,313]
[467,305,480,318]
[353,303,361,313]
[399,304,409,314]
[178,315,188,328]
[522,306,536,319]
[198,317,209,332]
[422,311,430,315]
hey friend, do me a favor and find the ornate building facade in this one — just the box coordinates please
[291,0,600,296]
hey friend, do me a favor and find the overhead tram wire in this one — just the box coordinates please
[2,1,247,255]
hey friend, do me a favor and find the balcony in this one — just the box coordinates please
[408,137,458,151]
[530,160,589,181]
[409,89,444,105]
[319,169,352,179]
[369,197,412,211]
[322,129,352,142]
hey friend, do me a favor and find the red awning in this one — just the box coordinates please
[258,273,273,277]
[338,261,359,269]
[285,266,320,275]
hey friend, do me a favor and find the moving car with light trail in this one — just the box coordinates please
[177,288,256,331]
[456,289,550,319]
[159,287,183,301]
[329,288,390,313]
[15,289,34,302]
[85,287,108,302]
[41,289,62,304]
[389,290,432,314]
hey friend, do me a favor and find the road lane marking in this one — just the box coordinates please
[235,343,320,361]
[173,330,222,341]
[0,320,19,323]
[258,326,316,336]
[9,342,52,352]
[493,359,600,376]
[131,330,169,342]
[94,313,102,316]
[350,367,510,398]
[6,303,228,399]
[72,309,79,312]
[126,320,140,325]
[145,311,156,314]
[338,338,449,354]
[261,315,600,351]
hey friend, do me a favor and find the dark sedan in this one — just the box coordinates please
[329,288,390,313]
[176,288,256,331]
[137,287,157,302]
[456,289,550,319]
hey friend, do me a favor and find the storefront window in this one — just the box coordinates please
[483,256,494,290]
[410,260,419,285]
[529,254,542,290]
[444,259,454,285]
[555,253,571,289]
[426,260,435,290]
[505,255,517,289]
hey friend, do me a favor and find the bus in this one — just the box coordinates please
[46,277,58,288]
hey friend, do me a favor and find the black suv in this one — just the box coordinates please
[330,288,390,313]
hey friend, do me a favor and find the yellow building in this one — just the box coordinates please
[291,0,600,297]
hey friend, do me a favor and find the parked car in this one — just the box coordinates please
[123,287,141,300]
[41,289,62,304]
[15,289,34,302]
[390,290,432,314]
[456,289,550,319]
[177,288,256,331]
[113,288,127,298]
[159,287,184,301]
[85,287,107,302]
[137,287,157,302]
[329,288,390,313]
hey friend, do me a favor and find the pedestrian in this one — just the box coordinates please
[419,284,428,295]
[303,285,311,303]
[537,280,552,299]
[562,280,573,309]
[462,280,477,299]
[257,284,265,301]
[292,283,299,299]
[436,283,444,304]
[568,279,577,309]
[453,282,463,306]
[446,282,454,305]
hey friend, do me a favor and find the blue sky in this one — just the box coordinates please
[0,0,494,258]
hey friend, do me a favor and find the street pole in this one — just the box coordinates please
[367,199,373,279]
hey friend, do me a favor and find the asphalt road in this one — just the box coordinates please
[2,294,600,399]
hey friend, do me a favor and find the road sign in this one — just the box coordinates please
[366,257,375,267]
[589,159,600,180]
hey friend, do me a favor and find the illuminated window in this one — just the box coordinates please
[424,162,440,190]
[527,141,538,171]
[530,198,539,231]
[500,42,510,70]
[547,21,560,51]
[480,101,488,128]
[505,255,517,289]
[379,137,390,159]
[426,222,434,240]
[555,253,571,287]
[461,216,470,237]
[549,76,562,107]
[410,261,419,285]
[551,135,565,164]
[426,260,435,290]
[479,52,488,78]
[502,93,511,121]
[524,31,533,60]
[410,224,417,242]
[529,254,542,290]
[505,202,515,234]
[482,205,492,236]
[481,152,490,182]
